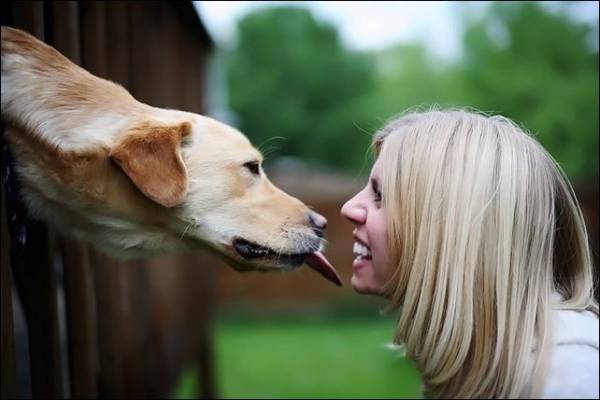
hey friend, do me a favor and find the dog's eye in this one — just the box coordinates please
[243,161,260,175]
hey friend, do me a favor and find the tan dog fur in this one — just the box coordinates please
[1,26,329,274]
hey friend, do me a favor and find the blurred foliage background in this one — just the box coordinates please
[226,1,598,179]
[178,1,598,398]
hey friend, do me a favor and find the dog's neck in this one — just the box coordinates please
[1,27,149,152]
[4,123,192,257]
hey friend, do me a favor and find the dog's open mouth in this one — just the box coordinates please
[232,238,342,286]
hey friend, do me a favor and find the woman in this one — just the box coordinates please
[341,108,598,398]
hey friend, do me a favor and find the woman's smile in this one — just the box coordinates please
[352,240,372,271]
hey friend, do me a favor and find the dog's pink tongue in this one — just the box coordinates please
[305,252,342,286]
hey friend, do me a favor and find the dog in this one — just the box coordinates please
[1,26,341,286]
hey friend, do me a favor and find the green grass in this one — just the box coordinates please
[173,367,200,399]
[174,315,422,399]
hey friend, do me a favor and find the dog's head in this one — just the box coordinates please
[1,26,340,285]
[107,113,340,285]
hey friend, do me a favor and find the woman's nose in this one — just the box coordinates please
[341,196,366,225]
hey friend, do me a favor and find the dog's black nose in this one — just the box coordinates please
[308,211,327,238]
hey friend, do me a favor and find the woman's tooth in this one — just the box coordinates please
[353,241,372,258]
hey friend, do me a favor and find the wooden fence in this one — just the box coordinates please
[1,2,218,398]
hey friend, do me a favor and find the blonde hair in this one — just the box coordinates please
[373,108,598,398]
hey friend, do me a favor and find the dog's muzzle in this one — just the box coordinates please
[232,238,341,286]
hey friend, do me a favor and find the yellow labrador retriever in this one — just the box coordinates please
[1,26,340,285]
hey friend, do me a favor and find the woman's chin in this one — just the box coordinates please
[351,275,382,296]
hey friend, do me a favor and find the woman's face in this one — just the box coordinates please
[341,156,392,295]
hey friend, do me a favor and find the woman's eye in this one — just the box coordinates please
[244,161,260,175]
[370,178,382,205]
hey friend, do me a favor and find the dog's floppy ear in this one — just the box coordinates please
[110,121,191,207]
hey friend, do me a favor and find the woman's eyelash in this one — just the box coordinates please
[371,178,382,203]
[374,189,382,202]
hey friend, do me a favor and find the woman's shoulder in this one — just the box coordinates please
[552,308,599,347]
[542,308,599,399]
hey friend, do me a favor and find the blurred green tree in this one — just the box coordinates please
[227,3,598,180]
[362,43,458,123]
[226,7,375,173]
[363,2,598,180]
[456,2,599,180]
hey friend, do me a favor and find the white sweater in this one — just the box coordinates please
[541,308,599,399]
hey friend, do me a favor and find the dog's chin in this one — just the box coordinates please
[223,257,290,273]
[213,242,302,273]
[229,237,342,286]
[177,236,281,272]
[178,234,342,286]
[232,237,315,267]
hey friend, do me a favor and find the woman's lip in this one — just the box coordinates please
[352,256,371,272]
[352,234,369,248]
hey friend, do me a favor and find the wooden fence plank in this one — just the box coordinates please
[105,1,131,89]
[8,5,64,398]
[61,240,99,398]
[44,2,101,397]
[10,1,44,39]
[79,3,128,397]
[90,250,125,398]
[1,140,18,400]
[79,1,108,78]
[9,221,64,399]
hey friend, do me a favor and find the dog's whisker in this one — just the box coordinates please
[279,225,322,255]
[257,136,286,152]
[179,220,195,241]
